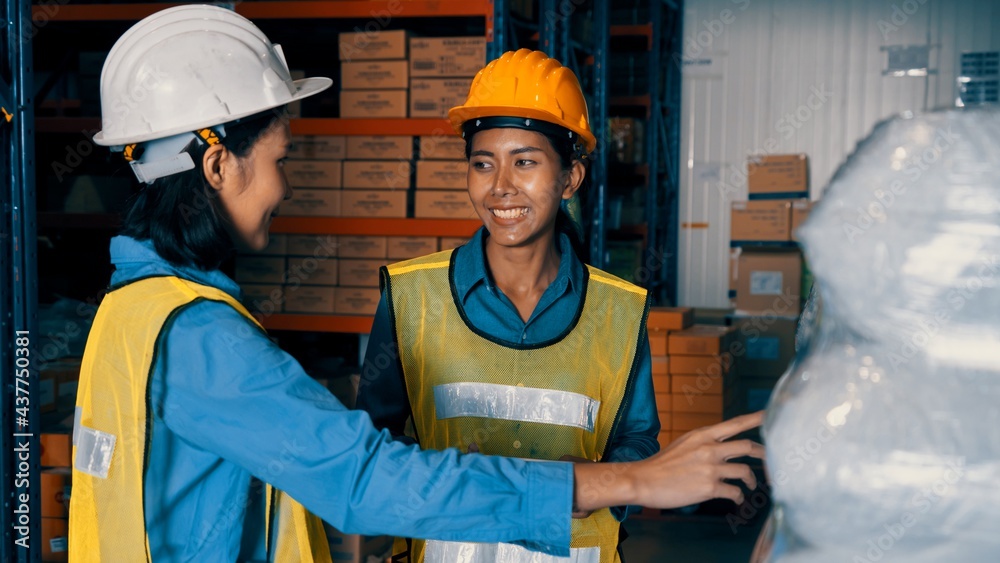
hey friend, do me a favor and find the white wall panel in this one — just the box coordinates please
[678,0,1000,307]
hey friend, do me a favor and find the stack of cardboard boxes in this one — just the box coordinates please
[338,30,409,118]
[728,154,813,412]
[37,360,79,561]
[280,31,486,221]
[646,308,738,449]
[236,235,473,317]
[409,36,482,219]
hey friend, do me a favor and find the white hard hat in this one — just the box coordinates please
[93,4,331,147]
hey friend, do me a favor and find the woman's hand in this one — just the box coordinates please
[572,411,765,512]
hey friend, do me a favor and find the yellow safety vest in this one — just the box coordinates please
[382,250,649,563]
[69,275,332,562]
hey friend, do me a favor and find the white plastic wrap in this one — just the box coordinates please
[763,108,1000,562]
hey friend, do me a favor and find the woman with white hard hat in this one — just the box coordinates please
[71,5,764,561]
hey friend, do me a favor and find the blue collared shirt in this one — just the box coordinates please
[357,228,660,521]
[106,236,574,561]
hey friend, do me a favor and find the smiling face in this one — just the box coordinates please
[467,127,584,250]
[207,120,292,251]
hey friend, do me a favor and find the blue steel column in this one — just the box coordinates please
[662,2,682,305]
[488,0,507,61]
[645,0,663,301]
[538,0,556,56]
[2,0,40,561]
[589,0,609,269]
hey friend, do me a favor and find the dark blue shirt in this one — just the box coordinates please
[357,228,660,521]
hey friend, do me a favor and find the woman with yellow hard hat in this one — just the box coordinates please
[73,8,762,561]
[357,49,764,563]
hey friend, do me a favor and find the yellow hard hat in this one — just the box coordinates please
[448,49,597,155]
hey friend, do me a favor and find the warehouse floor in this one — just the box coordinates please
[620,510,766,562]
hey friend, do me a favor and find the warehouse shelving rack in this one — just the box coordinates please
[606,0,682,305]
[2,1,41,560]
[28,1,507,335]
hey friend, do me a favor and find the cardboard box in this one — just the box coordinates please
[672,393,724,414]
[286,235,338,257]
[289,136,346,160]
[235,257,286,284]
[342,160,412,190]
[243,234,287,256]
[387,236,438,259]
[409,36,487,77]
[747,154,808,198]
[647,307,693,331]
[338,29,407,61]
[790,199,812,241]
[283,286,336,314]
[669,354,733,376]
[730,200,792,242]
[335,287,381,315]
[345,136,413,161]
[657,411,671,431]
[285,160,342,189]
[40,433,72,467]
[339,259,386,287]
[340,90,407,118]
[416,160,468,190]
[648,329,667,357]
[414,190,476,219]
[41,469,71,518]
[283,189,341,217]
[651,374,670,393]
[341,60,409,90]
[240,284,285,315]
[657,432,673,449]
[731,249,802,314]
[672,374,725,396]
[419,135,467,160]
[732,316,799,378]
[287,255,338,286]
[654,393,671,411]
[42,517,68,561]
[340,190,408,218]
[409,78,473,118]
[338,236,388,259]
[672,412,724,431]
[651,356,668,376]
[439,237,471,250]
[668,325,736,356]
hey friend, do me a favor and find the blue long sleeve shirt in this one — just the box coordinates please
[356,228,660,522]
[106,236,574,561]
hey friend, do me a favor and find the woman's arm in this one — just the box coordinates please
[156,301,574,555]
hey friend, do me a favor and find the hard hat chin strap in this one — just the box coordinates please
[120,125,226,184]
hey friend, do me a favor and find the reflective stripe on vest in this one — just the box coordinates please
[383,250,648,563]
[69,275,331,562]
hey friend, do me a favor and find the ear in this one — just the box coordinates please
[202,143,232,192]
[561,160,586,200]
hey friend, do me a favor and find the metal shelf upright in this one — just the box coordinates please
[537,0,609,268]
[2,0,41,561]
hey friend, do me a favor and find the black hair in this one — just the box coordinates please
[119,108,285,270]
[464,124,590,260]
